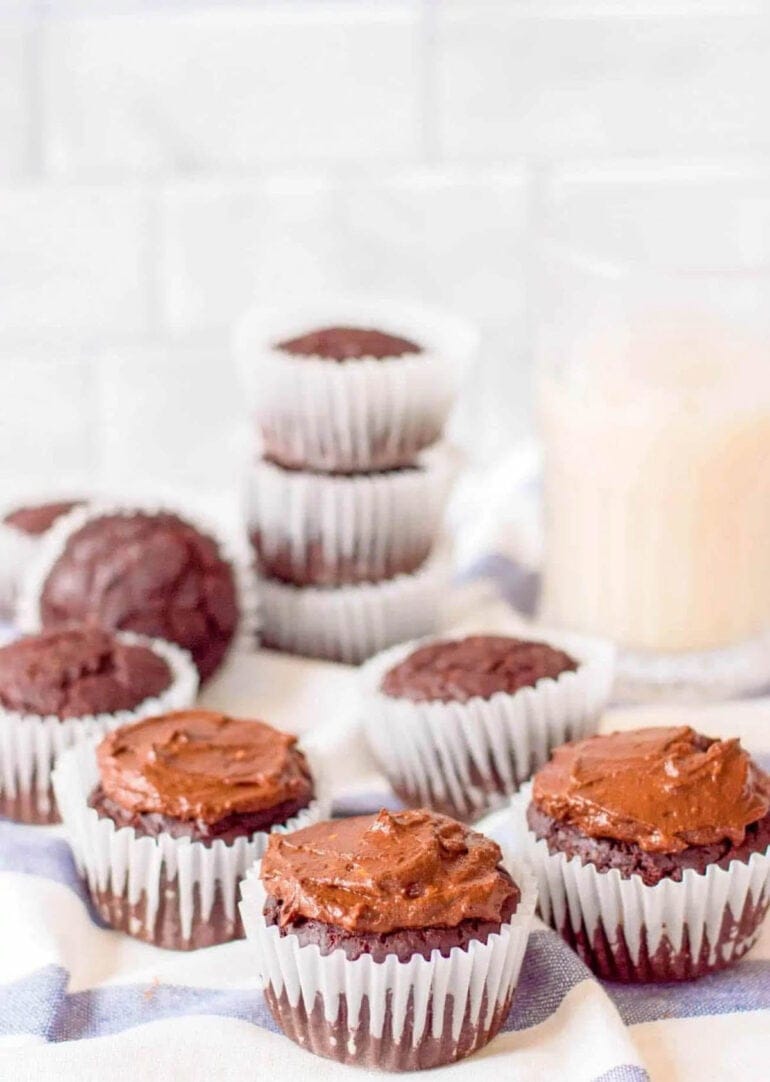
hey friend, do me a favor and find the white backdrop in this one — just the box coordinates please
[1,1,770,494]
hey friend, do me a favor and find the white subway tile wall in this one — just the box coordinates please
[0,1,769,490]
[0,186,152,339]
[437,6,770,160]
[0,21,33,179]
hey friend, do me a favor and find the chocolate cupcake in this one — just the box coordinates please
[361,632,614,822]
[248,446,454,587]
[240,808,535,1071]
[17,503,258,683]
[515,726,770,982]
[0,499,84,619]
[276,325,422,362]
[0,626,197,824]
[53,709,325,950]
[260,558,449,664]
[235,301,477,473]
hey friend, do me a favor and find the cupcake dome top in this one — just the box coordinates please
[380,634,578,704]
[96,709,313,824]
[261,807,518,935]
[3,500,84,536]
[33,509,240,682]
[275,325,422,361]
[0,626,171,719]
[533,725,770,853]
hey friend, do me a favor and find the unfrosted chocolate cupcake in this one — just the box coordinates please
[19,506,255,682]
[363,634,613,822]
[275,326,422,362]
[519,726,770,982]
[0,626,197,825]
[248,447,453,588]
[240,808,535,1071]
[236,303,476,474]
[380,635,578,702]
[53,709,323,950]
[0,499,84,619]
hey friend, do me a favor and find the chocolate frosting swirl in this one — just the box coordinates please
[96,709,313,824]
[260,808,518,934]
[532,726,770,853]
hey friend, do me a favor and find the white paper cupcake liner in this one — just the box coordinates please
[0,633,198,823]
[260,558,450,665]
[234,299,478,473]
[52,739,329,949]
[0,495,88,621]
[247,445,455,587]
[239,851,535,1069]
[510,784,770,981]
[16,500,260,671]
[360,630,615,821]
[0,522,39,621]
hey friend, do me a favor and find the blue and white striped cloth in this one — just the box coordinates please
[2,790,769,1082]
[2,544,770,1080]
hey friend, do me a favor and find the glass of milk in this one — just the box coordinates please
[536,183,770,699]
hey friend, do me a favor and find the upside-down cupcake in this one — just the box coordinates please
[0,625,197,824]
[361,633,614,822]
[248,446,454,587]
[240,808,535,1071]
[0,499,84,619]
[53,709,325,950]
[235,301,477,474]
[17,503,258,682]
[514,726,770,982]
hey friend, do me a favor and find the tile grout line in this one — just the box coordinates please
[24,7,45,179]
[418,0,440,166]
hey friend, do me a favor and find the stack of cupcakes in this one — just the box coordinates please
[236,301,478,664]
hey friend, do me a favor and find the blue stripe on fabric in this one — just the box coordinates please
[0,934,584,1043]
[456,552,539,617]
[503,928,596,1032]
[2,947,768,1047]
[0,929,595,1044]
[593,1068,651,1082]
[53,976,280,1042]
[0,822,87,904]
[0,821,106,925]
[607,958,770,1026]
[0,965,279,1043]
[0,965,68,1039]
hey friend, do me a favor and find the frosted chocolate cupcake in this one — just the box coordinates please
[53,709,325,950]
[516,726,770,981]
[0,499,84,619]
[235,301,477,473]
[362,633,614,821]
[17,504,258,682]
[240,808,535,1071]
[0,625,197,824]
